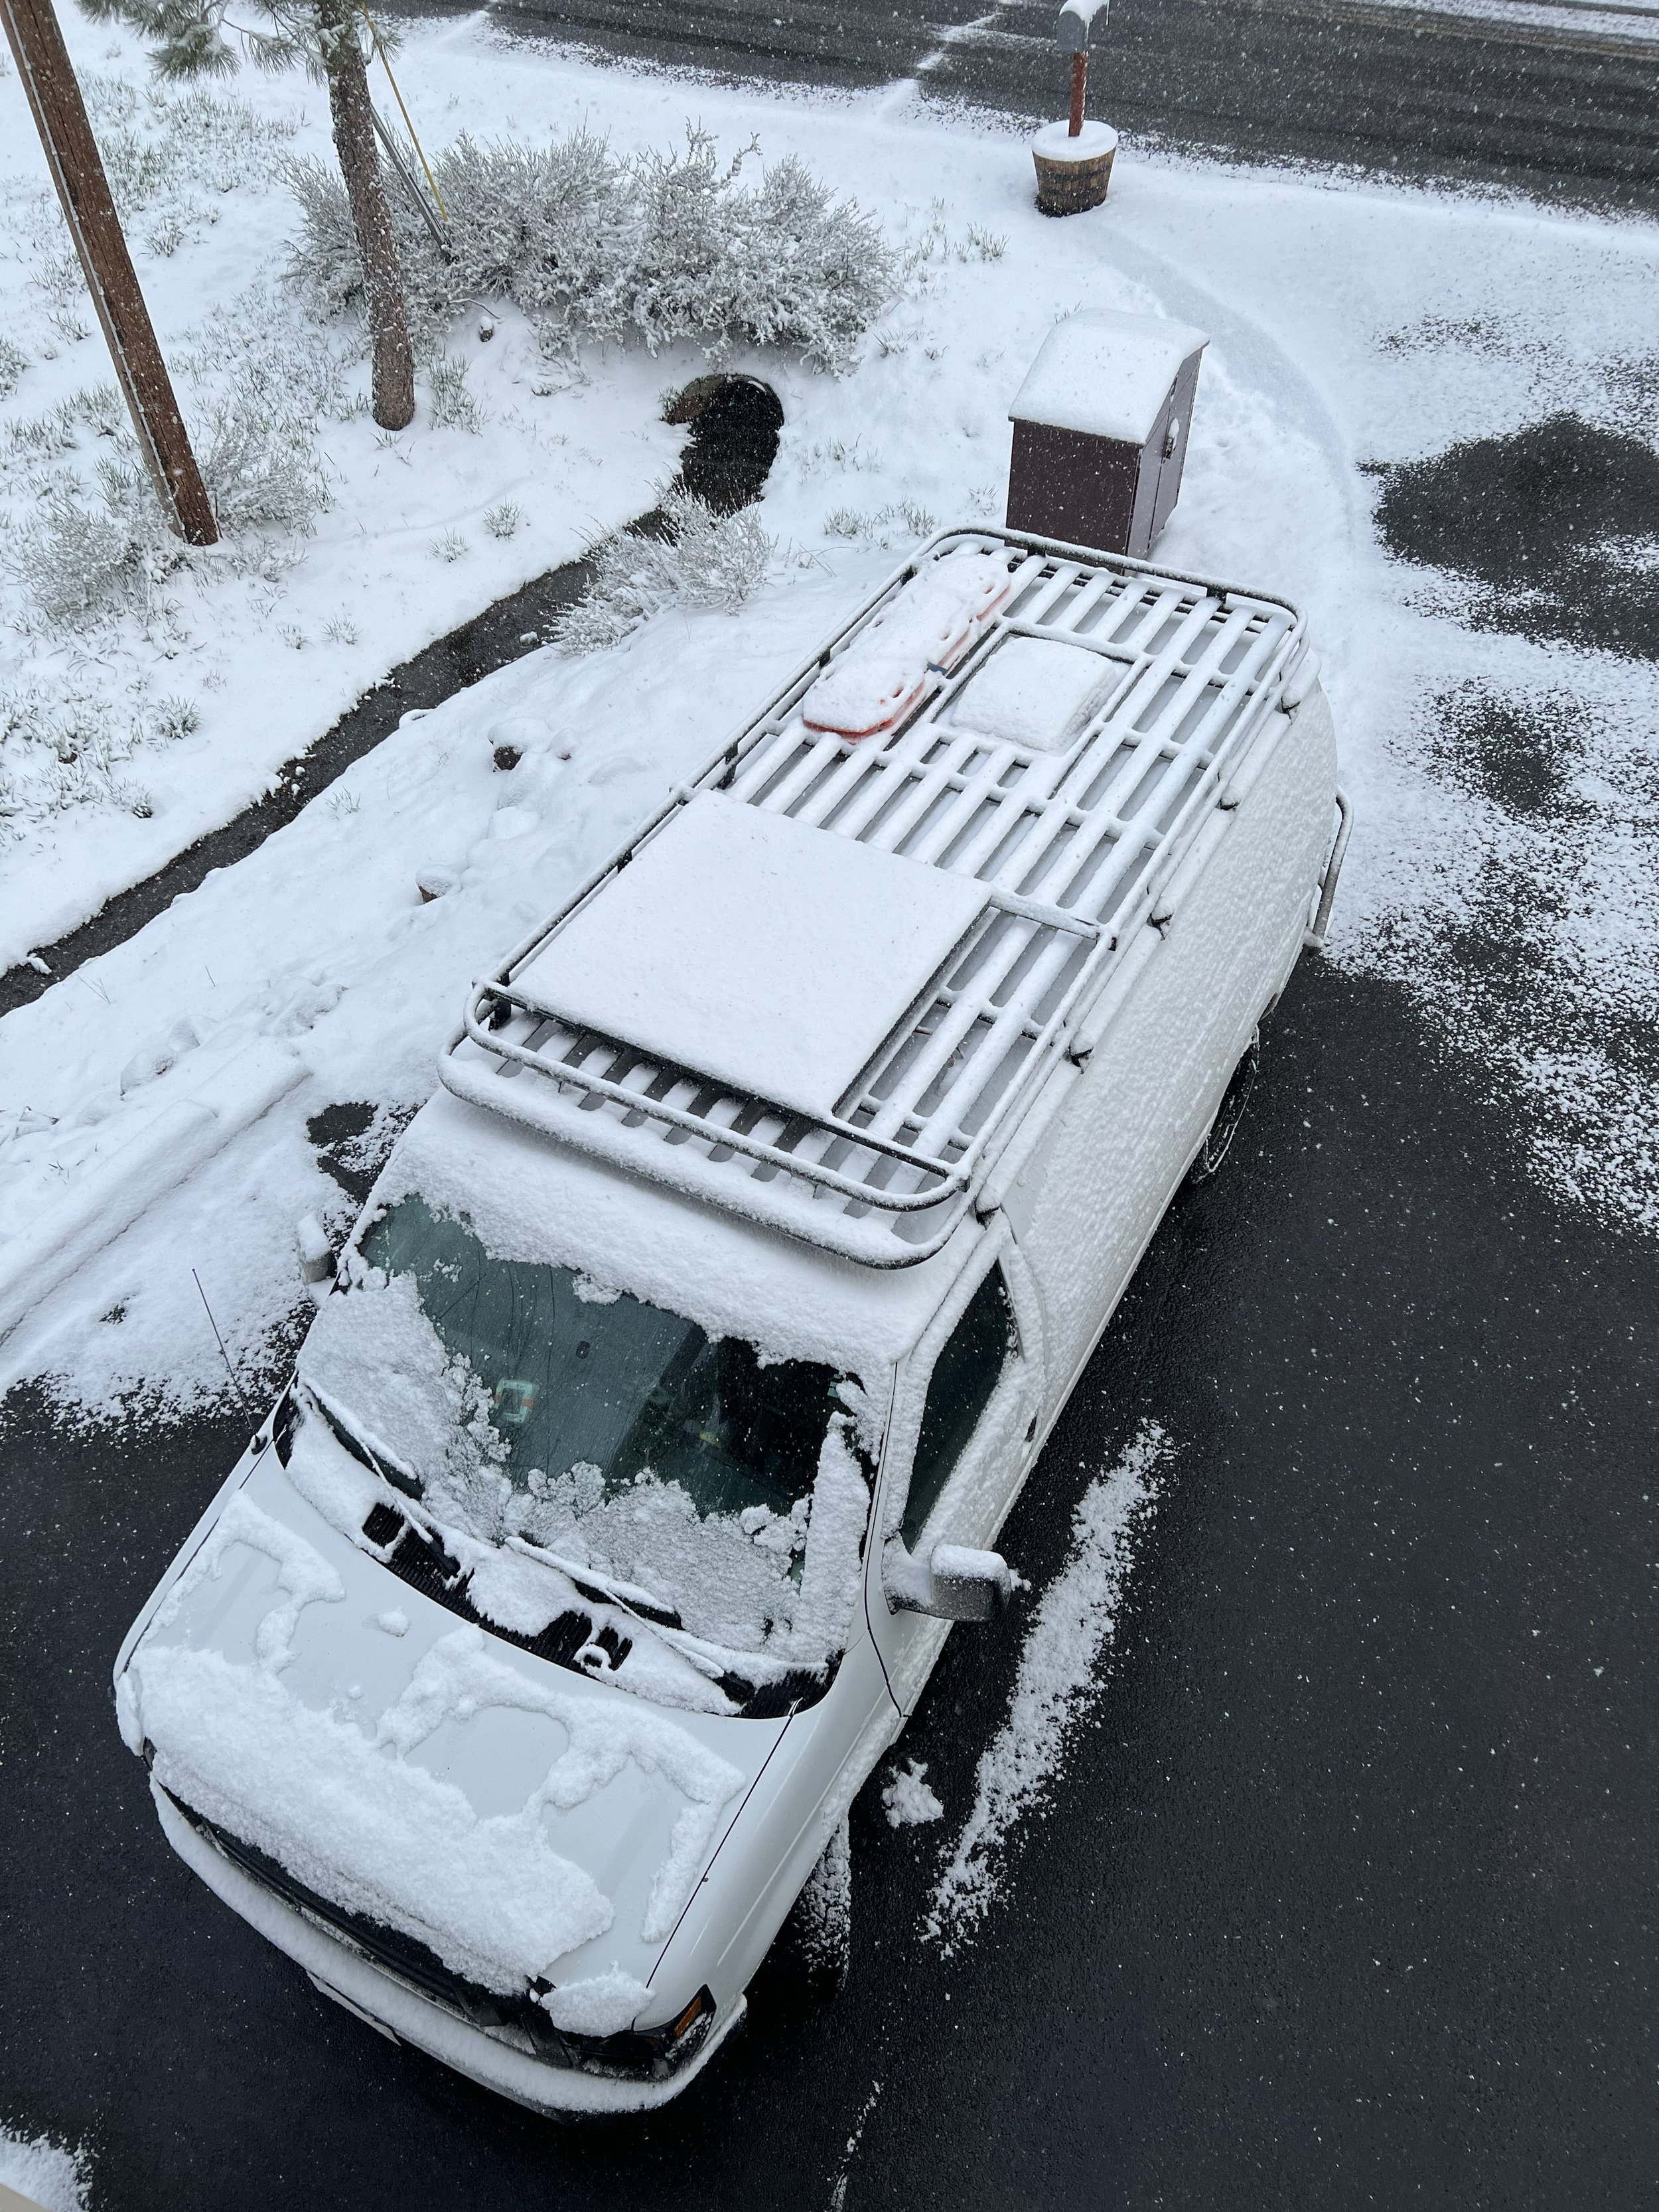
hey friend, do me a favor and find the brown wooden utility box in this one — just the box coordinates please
[1006,310,1209,558]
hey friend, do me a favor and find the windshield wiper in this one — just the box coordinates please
[507,1536,684,1630]
[299,1378,422,1499]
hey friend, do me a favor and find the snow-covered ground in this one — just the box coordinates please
[4,19,1656,1428]
[1360,0,1659,43]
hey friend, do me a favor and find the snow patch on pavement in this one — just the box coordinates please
[924,1420,1167,1954]
[882,1759,944,1827]
[0,2126,93,2212]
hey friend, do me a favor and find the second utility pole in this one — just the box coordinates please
[0,0,217,545]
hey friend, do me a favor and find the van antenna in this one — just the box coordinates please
[192,1268,252,1418]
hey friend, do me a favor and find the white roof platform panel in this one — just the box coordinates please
[949,633,1130,754]
[441,529,1307,1269]
[510,792,989,1124]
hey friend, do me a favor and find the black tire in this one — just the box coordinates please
[1187,1028,1261,1184]
[770,1816,852,2006]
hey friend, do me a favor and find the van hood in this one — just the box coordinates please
[118,1450,786,2022]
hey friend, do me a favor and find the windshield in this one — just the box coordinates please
[297,1197,871,1672]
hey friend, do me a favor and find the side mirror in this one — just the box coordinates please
[930,1544,1013,1620]
[886,1539,1013,1621]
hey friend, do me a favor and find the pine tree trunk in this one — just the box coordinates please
[317,0,414,430]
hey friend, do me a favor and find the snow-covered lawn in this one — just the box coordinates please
[0,14,692,965]
[2,19,1656,1408]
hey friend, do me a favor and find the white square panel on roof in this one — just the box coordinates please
[510,790,991,1121]
[951,634,1126,753]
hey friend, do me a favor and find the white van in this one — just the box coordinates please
[113,530,1345,2118]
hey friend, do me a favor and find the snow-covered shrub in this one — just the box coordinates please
[82,70,297,226]
[0,338,26,402]
[7,400,82,464]
[198,391,330,536]
[154,696,200,742]
[962,224,1007,261]
[425,354,480,432]
[76,383,128,441]
[0,683,185,832]
[550,486,771,656]
[35,250,92,345]
[1,458,173,625]
[483,501,523,539]
[289,127,895,372]
[284,153,365,325]
[2,379,328,627]
[824,500,937,548]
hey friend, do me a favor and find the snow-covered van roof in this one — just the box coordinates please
[440,528,1306,1269]
[1009,311,1208,446]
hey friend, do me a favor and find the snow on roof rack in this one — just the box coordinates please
[439,528,1305,1269]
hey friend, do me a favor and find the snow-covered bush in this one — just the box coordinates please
[0,339,26,403]
[824,499,938,548]
[2,380,329,627]
[424,354,480,432]
[198,392,330,538]
[0,684,188,829]
[289,127,895,372]
[1,458,169,627]
[550,486,771,656]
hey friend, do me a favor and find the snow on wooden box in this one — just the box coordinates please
[1005,311,1208,559]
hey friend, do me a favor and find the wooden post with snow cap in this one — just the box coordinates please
[0,0,217,544]
[1032,0,1118,216]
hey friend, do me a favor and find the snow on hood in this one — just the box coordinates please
[122,1455,779,2002]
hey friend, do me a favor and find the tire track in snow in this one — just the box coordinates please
[922,1419,1168,1956]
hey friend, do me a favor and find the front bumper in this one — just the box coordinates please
[154,1782,743,2118]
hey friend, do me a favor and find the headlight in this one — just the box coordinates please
[526,1982,717,2081]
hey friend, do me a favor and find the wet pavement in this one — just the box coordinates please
[398,0,1659,212]
[1373,414,1659,662]
[2,953,1654,2209]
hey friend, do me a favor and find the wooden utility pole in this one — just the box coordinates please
[0,0,218,544]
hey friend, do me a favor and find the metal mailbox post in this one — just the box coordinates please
[1031,0,1117,214]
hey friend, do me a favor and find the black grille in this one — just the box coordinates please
[163,1787,565,2057]
[165,1790,715,2082]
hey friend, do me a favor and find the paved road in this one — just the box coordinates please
[3,954,1654,2209]
[435,0,1659,210]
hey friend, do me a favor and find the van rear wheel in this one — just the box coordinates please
[1188,1028,1260,1183]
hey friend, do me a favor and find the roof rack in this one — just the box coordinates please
[440,528,1306,1268]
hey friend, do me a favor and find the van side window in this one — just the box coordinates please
[901,1268,1015,1552]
